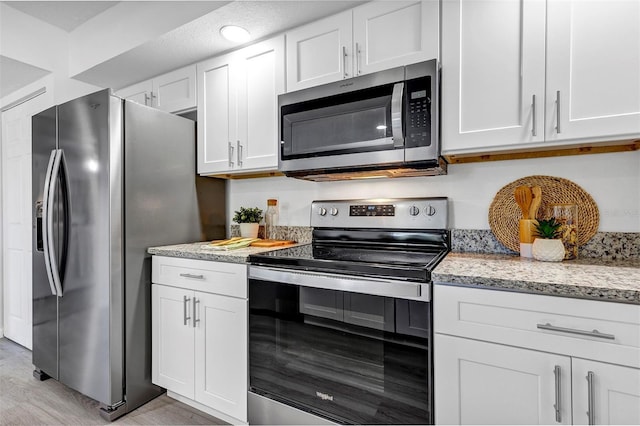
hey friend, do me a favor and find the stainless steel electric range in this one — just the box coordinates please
[247,198,449,425]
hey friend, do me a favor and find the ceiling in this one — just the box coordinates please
[1,1,366,96]
[3,1,119,32]
[0,55,50,97]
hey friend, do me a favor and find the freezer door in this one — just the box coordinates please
[32,106,59,380]
[56,89,124,406]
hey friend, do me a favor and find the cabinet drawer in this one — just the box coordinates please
[434,285,640,368]
[152,256,247,299]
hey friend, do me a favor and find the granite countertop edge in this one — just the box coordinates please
[433,252,640,305]
[148,243,640,305]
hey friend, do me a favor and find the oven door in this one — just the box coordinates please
[248,267,433,425]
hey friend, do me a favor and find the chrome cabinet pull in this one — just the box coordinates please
[531,94,537,137]
[150,91,157,106]
[179,273,204,280]
[342,46,348,78]
[554,365,562,423]
[228,142,234,167]
[587,371,595,425]
[193,298,200,328]
[356,42,362,75]
[183,295,191,326]
[144,93,150,106]
[237,140,243,166]
[536,323,615,340]
[555,90,561,133]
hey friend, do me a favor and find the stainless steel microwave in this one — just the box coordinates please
[278,59,445,181]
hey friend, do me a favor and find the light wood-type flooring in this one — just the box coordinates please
[0,338,227,425]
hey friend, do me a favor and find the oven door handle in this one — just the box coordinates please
[249,266,427,301]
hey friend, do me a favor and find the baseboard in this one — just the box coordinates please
[166,391,247,425]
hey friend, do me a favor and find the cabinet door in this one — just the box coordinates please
[197,54,238,174]
[194,292,247,422]
[152,65,197,113]
[117,80,152,106]
[572,359,640,425]
[235,36,284,171]
[435,334,571,425]
[441,0,546,154]
[151,285,195,399]
[546,0,640,144]
[353,1,438,76]
[286,10,353,91]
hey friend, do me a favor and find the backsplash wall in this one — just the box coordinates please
[227,150,640,233]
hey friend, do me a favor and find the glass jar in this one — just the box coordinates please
[265,199,279,240]
[549,203,578,260]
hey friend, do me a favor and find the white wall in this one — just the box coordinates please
[228,150,640,232]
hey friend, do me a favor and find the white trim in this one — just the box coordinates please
[1,87,46,113]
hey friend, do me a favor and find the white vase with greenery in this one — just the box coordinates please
[532,218,565,262]
[233,207,263,238]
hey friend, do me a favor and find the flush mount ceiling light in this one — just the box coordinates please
[220,25,250,43]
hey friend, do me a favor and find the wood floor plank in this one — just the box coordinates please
[0,338,227,425]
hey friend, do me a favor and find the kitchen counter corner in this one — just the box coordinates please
[148,241,300,263]
[433,252,640,304]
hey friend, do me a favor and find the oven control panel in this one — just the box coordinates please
[311,197,448,229]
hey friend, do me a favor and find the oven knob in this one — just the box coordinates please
[409,205,420,216]
[330,208,339,216]
[318,207,327,216]
[425,205,437,216]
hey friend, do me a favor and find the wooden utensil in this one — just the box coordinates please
[250,239,295,248]
[529,186,542,220]
[514,186,533,219]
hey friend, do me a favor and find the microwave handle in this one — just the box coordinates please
[391,82,404,147]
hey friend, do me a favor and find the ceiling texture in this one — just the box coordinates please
[1,0,366,97]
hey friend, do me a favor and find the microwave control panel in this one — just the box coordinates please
[405,77,431,148]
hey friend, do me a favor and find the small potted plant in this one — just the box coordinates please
[532,218,565,262]
[233,207,263,238]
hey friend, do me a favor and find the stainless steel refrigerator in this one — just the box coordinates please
[31,89,225,420]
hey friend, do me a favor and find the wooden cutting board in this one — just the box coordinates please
[250,239,295,247]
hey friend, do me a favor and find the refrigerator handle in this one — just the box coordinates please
[47,149,64,297]
[58,150,71,289]
[41,149,59,296]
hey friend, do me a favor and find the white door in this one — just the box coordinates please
[197,54,238,174]
[572,358,640,425]
[194,292,247,422]
[117,80,152,106]
[235,36,284,172]
[153,65,197,113]
[546,0,640,144]
[286,10,353,91]
[435,334,571,425]
[1,91,50,349]
[441,0,546,155]
[151,284,195,399]
[353,0,438,76]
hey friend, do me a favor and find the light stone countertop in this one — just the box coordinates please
[148,242,640,304]
[433,252,640,304]
[148,241,300,264]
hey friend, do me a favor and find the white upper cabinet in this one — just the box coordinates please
[286,11,353,91]
[441,0,546,153]
[117,80,154,107]
[441,0,640,155]
[353,0,438,76]
[116,65,197,113]
[545,0,640,143]
[286,1,438,92]
[197,35,284,175]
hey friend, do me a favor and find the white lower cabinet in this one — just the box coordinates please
[151,256,247,423]
[434,285,640,425]
[571,359,640,425]
[435,334,571,425]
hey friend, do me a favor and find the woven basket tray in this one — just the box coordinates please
[488,175,600,252]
